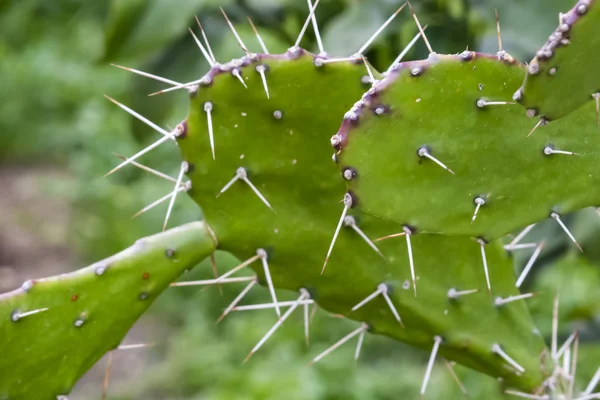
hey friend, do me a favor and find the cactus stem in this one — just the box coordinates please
[247,17,269,55]
[322,193,353,274]
[243,290,309,363]
[407,1,434,55]
[171,276,255,287]
[104,124,184,177]
[417,146,455,175]
[492,344,526,374]
[114,153,178,183]
[232,69,248,89]
[386,26,428,74]
[294,0,321,49]
[444,360,470,397]
[403,226,417,297]
[163,161,189,231]
[477,239,493,300]
[494,292,538,307]
[306,0,325,55]
[255,65,270,99]
[132,182,191,219]
[343,216,385,258]
[258,249,281,317]
[471,196,486,223]
[421,336,443,396]
[219,7,251,57]
[104,95,176,140]
[308,323,368,365]
[233,300,314,312]
[188,27,216,67]
[507,224,536,250]
[584,367,600,395]
[515,241,545,288]
[194,16,217,64]
[216,278,257,324]
[543,145,579,156]
[11,307,49,322]
[550,212,583,251]
[527,118,548,137]
[355,3,406,56]
[447,288,479,299]
[110,64,181,86]
[504,389,549,399]
[352,283,404,327]
[361,57,376,84]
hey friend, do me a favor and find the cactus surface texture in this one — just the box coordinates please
[1,0,600,399]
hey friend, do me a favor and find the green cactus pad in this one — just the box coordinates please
[179,51,547,391]
[0,221,216,400]
[518,0,600,120]
[336,52,600,240]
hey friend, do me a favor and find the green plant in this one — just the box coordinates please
[1,1,599,399]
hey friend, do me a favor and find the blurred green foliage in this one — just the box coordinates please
[1,0,599,398]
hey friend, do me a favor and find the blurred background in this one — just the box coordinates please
[0,0,599,398]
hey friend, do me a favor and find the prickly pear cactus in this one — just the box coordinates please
[0,222,215,399]
[517,0,600,120]
[1,1,599,399]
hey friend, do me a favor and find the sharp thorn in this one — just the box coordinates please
[194,16,217,63]
[163,161,188,231]
[495,9,503,53]
[259,249,281,317]
[216,279,257,324]
[421,336,442,396]
[354,328,366,361]
[373,231,406,242]
[232,69,248,88]
[307,0,325,55]
[386,25,428,73]
[188,27,216,66]
[418,147,454,174]
[220,7,251,56]
[232,300,314,311]
[444,360,470,398]
[294,0,322,48]
[214,253,262,283]
[361,56,376,84]
[492,343,525,374]
[407,1,434,54]
[110,64,181,86]
[247,17,269,54]
[217,168,244,197]
[352,286,384,312]
[308,323,367,365]
[404,227,417,297]
[507,224,536,249]
[132,184,189,218]
[256,65,270,99]
[171,276,255,287]
[494,292,538,306]
[242,175,274,211]
[515,241,545,288]
[113,153,178,183]
[550,212,582,251]
[356,3,407,56]
[504,390,549,399]
[322,194,352,274]
[552,294,559,359]
[478,239,492,300]
[101,351,113,400]
[447,288,479,299]
[104,95,175,139]
[527,118,545,137]
[344,216,384,258]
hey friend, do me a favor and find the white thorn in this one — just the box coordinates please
[111,64,181,86]
[247,17,269,54]
[217,167,244,197]
[259,249,281,317]
[318,57,360,65]
[386,26,428,73]
[352,286,384,311]
[302,289,311,346]
[569,332,579,398]
[504,390,549,400]
[217,279,257,324]
[195,16,216,63]
[294,0,322,48]
[471,196,486,223]
[214,253,262,283]
[447,288,479,299]
[563,346,571,376]
[380,285,403,327]
[495,9,503,53]
[354,328,366,361]
[555,331,576,361]
[309,323,368,365]
[421,336,442,395]
[508,224,536,249]
[584,368,600,394]
[233,300,314,311]
[444,360,469,397]
[576,394,600,400]
[113,154,179,183]
[241,172,275,212]
[356,3,407,56]
[494,292,537,306]
[256,65,270,99]
[408,2,434,54]
[550,212,583,251]
[104,124,183,177]
[133,184,189,218]
[149,77,208,96]
[163,162,188,231]
[552,295,559,359]
[373,231,406,242]
[544,145,579,156]
[322,194,352,274]
[11,308,49,321]
[492,344,525,373]
[232,69,248,89]
[343,216,384,258]
[516,241,545,288]
[307,0,325,55]
[117,343,156,350]
[593,93,600,129]
[527,118,545,137]
[404,227,417,297]
[188,28,216,66]
[104,95,175,140]
[478,239,492,299]
[505,243,538,251]
[171,276,255,287]
[477,99,516,108]
[220,7,251,56]
[243,291,309,363]
[361,57,376,84]
[418,147,455,174]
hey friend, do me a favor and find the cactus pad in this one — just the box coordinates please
[0,221,216,400]
[518,0,600,120]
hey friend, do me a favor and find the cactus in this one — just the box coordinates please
[0,222,216,399]
[1,1,599,399]
[517,0,600,120]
